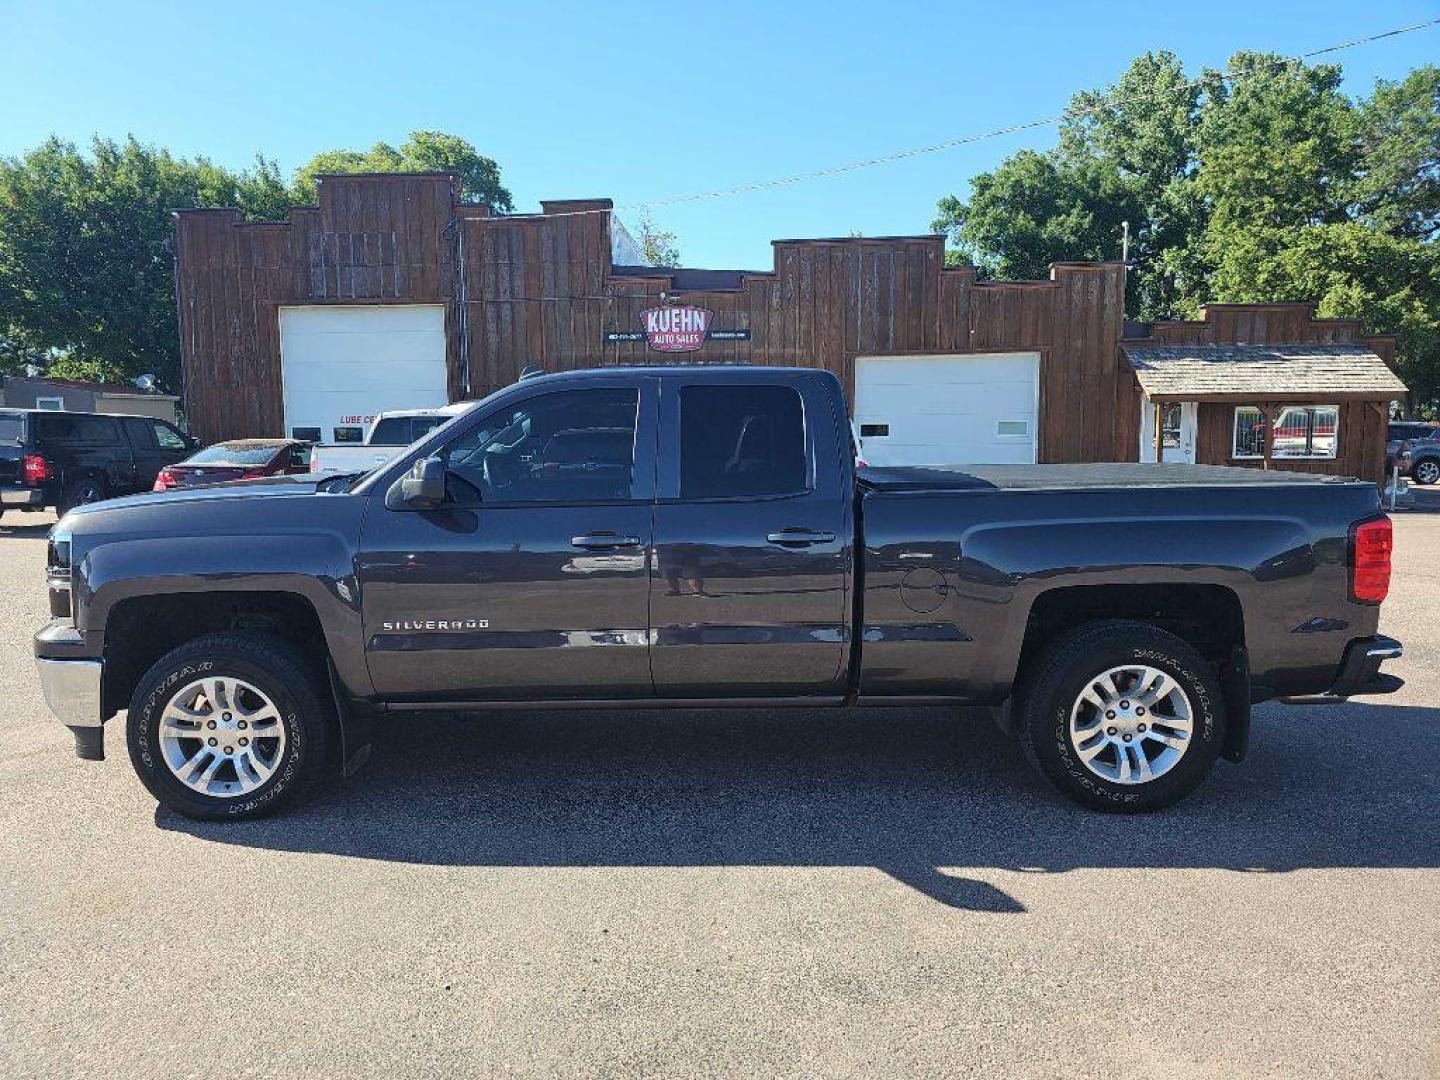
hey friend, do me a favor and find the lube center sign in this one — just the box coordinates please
[604,305,751,353]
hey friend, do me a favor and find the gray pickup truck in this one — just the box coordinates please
[35,366,1402,819]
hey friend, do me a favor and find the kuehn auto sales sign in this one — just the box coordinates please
[604,306,750,352]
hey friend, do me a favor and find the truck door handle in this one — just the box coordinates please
[766,528,836,547]
[571,532,641,550]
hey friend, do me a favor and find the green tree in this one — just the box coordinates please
[1353,65,1440,240]
[932,150,1141,281]
[292,130,512,210]
[0,136,289,386]
[1057,51,1203,316]
[933,49,1440,407]
[634,211,682,267]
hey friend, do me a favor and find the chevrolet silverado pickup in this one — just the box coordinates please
[34,366,1402,819]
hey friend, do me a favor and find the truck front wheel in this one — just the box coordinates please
[1017,620,1224,812]
[126,632,332,820]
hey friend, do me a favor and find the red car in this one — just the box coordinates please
[153,439,312,491]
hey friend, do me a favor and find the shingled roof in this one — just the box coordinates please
[1123,344,1407,400]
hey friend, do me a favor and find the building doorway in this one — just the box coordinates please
[1140,398,1195,463]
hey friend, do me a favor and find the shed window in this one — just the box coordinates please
[1233,406,1339,460]
[1273,406,1338,459]
[1233,408,1266,458]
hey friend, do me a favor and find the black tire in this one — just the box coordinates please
[59,475,107,514]
[1411,457,1440,485]
[1016,619,1225,812]
[126,632,332,820]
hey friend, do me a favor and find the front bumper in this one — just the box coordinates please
[34,622,105,760]
[1282,635,1404,704]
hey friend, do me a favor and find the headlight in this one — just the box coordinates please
[47,524,73,620]
[48,524,72,571]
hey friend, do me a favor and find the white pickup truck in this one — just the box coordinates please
[308,404,472,474]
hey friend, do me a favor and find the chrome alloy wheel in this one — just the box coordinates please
[1068,664,1193,785]
[157,676,287,798]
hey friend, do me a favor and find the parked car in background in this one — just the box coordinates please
[1386,421,1439,452]
[0,408,196,516]
[308,404,472,475]
[153,439,313,491]
[1387,422,1440,485]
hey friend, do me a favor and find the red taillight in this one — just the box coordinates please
[22,454,47,485]
[1350,516,1392,604]
[152,467,177,491]
[239,469,267,480]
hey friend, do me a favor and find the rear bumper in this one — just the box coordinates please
[1,486,44,508]
[34,622,105,760]
[1282,635,1404,704]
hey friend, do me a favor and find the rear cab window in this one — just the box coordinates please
[369,415,450,446]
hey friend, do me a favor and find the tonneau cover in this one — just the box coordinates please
[856,462,1362,493]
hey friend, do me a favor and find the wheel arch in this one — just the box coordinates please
[102,590,329,720]
[1017,583,1250,762]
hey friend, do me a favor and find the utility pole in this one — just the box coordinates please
[1121,220,1130,265]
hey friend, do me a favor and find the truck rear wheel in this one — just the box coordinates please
[1017,620,1224,812]
[126,632,332,820]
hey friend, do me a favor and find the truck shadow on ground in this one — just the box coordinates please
[160,700,1440,912]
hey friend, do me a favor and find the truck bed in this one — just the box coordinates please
[857,462,1365,493]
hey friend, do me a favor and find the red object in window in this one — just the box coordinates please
[1350,516,1392,604]
[22,454,47,485]
[152,466,178,491]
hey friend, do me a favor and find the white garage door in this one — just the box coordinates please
[854,353,1040,466]
[279,305,449,441]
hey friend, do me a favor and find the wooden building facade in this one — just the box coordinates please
[174,172,1402,481]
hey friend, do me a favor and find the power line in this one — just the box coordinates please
[497,16,1438,222]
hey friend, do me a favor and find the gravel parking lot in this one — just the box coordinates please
[2,508,1437,1079]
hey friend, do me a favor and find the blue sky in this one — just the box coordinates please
[2,0,1436,269]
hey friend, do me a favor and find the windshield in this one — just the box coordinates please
[0,413,25,444]
[184,443,284,466]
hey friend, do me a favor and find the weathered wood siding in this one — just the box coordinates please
[176,173,1126,462]
[1126,305,1399,483]
[174,174,461,441]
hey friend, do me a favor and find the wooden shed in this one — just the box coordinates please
[1123,308,1404,483]
[172,173,1404,481]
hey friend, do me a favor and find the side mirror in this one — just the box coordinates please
[390,455,448,510]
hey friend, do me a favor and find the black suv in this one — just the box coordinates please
[0,409,197,516]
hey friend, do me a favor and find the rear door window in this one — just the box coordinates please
[42,413,120,443]
[121,417,157,448]
[678,385,807,499]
